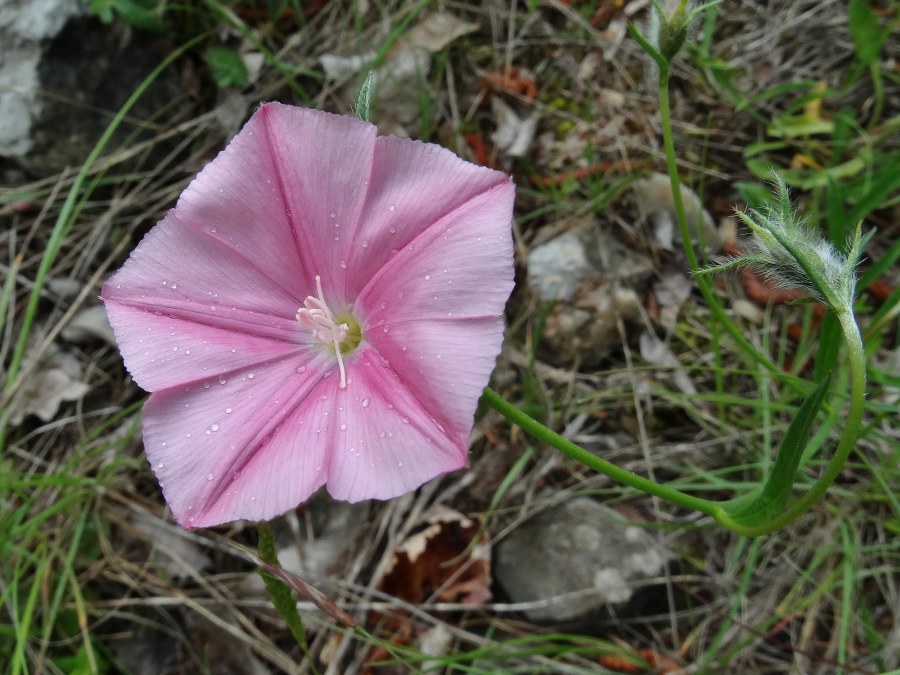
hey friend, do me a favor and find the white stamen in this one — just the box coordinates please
[296,275,348,388]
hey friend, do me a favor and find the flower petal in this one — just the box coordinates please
[103,213,306,391]
[347,135,511,298]
[355,182,515,437]
[145,356,335,527]
[256,103,377,303]
[174,105,318,301]
[324,348,467,502]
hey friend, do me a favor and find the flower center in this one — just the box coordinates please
[296,276,361,388]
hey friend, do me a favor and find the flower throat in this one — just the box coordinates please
[295,275,362,388]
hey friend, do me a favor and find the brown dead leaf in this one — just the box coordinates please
[379,506,491,607]
[364,507,489,672]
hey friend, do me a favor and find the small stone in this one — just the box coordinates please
[526,217,653,367]
[493,498,668,622]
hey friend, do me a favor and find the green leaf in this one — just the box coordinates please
[722,373,833,527]
[88,0,115,23]
[355,71,375,123]
[847,151,900,225]
[848,0,888,67]
[734,180,773,211]
[204,46,248,89]
[108,0,168,32]
[859,235,900,288]
[767,114,834,138]
[745,157,866,189]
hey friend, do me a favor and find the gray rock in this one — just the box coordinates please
[632,172,720,251]
[493,498,668,622]
[0,0,181,173]
[526,219,653,367]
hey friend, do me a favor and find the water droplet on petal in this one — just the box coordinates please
[329,211,336,219]
[340,424,347,431]
[424,274,431,280]
[225,407,232,414]
[218,375,227,384]
[218,186,224,193]
[388,204,396,212]
[296,365,306,374]
[339,260,347,269]
[210,226,217,233]
[389,226,396,234]
[397,461,403,467]
[207,473,214,480]
[203,382,210,389]
[210,423,219,432]
[362,398,370,408]
[247,373,254,379]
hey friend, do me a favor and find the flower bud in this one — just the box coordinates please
[702,174,867,317]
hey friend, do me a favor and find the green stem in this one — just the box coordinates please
[482,388,722,518]
[657,64,800,388]
[720,310,867,535]
[257,523,316,669]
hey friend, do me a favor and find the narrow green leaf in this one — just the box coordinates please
[847,151,900,225]
[627,22,667,69]
[355,70,375,123]
[722,372,833,527]
[825,176,848,246]
[848,0,887,67]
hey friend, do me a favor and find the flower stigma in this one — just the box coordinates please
[296,275,362,388]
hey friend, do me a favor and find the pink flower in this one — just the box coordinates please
[102,103,515,528]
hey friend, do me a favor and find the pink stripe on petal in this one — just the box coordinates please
[347,135,510,297]
[356,181,515,324]
[175,106,328,300]
[103,212,309,391]
[145,356,334,527]
[259,103,377,300]
[104,302,310,392]
[323,348,467,502]
[357,316,504,442]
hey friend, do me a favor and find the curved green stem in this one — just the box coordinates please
[481,388,723,518]
[657,64,804,391]
[718,310,867,535]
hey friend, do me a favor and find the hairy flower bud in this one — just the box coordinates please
[702,174,867,316]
